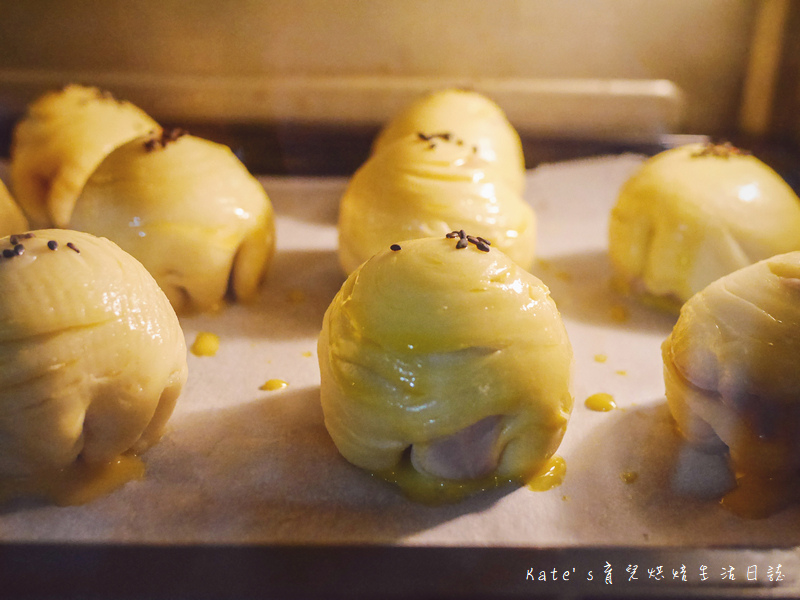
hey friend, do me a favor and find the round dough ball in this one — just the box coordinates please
[318,234,573,501]
[338,132,536,275]
[662,252,800,515]
[0,229,187,500]
[0,180,28,237]
[70,129,276,314]
[10,84,159,228]
[609,142,800,312]
[373,88,526,194]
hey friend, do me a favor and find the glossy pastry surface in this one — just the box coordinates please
[10,84,159,228]
[70,129,276,314]
[662,252,800,517]
[0,229,187,504]
[319,234,573,502]
[373,88,526,194]
[338,132,536,274]
[609,142,800,311]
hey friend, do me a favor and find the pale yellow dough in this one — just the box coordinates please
[338,132,536,275]
[609,143,800,311]
[318,236,573,499]
[0,230,187,487]
[10,84,159,228]
[70,130,276,314]
[0,181,28,237]
[373,88,526,194]
[663,252,800,472]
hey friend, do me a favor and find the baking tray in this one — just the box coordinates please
[1,154,799,599]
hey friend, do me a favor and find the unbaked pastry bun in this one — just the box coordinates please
[0,181,28,237]
[319,233,573,502]
[609,142,800,312]
[10,84,159,228]
[70,129,276,314]
[0,229,187,505]
[663,252,800,517]
[338,132,536,275]
[373,88,526,194]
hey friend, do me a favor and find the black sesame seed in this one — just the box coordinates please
[48,240,58,250]
[447,230,493,252]
[390,244,401,252]
[418,132,453,144]
[10,233,34,245]
[2,249,14,259]
[13,244,24,256]
[66,242,80,254]
[144,127,187,152]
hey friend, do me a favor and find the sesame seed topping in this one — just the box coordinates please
[417,131,453,144]
[447,230,491,252]
[9,232,34,245]
[2,249,13,259]
[13,244,24,256]
[48,240,58,251]
[467,235,491,251]
[66,242,80,254]
[390,244,401,251]
[144,127,187,152]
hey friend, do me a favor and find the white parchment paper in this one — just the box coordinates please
[2,155,799,547]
